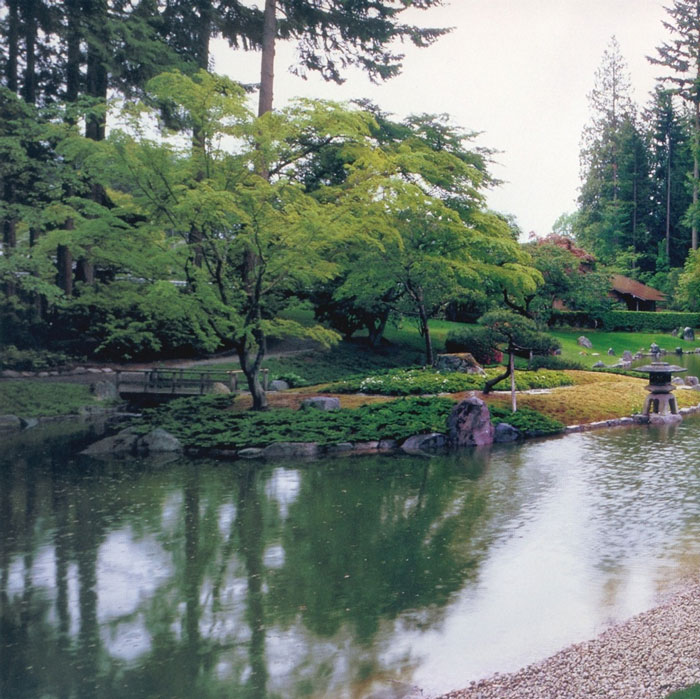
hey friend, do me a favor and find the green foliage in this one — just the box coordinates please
[668,686,700,698]
[599,311,700,332]
[527,354,585,371]
[139,394,455,448]
[262,340,422,386]
[325,367,572,395]
[0,346,73,372]
[479,310,561,355]
[488,405,564,436]
[0,381,95,417]
[444,325,502,364]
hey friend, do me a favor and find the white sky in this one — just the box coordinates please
[212,0,671,237]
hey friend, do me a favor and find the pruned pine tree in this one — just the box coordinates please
[649,0,700,250]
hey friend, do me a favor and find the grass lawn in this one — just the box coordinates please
[0,381,97,417]
[550,329,700,368]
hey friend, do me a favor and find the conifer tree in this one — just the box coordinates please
[649,0,700,250]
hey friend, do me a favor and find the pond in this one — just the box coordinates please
[2,417,700,698]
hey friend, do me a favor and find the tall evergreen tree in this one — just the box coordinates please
[649,0,700,250]
[645,87,693,267]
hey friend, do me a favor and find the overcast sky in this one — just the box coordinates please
[212,0,671,237]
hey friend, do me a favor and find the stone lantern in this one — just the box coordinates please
[633,361,687,419]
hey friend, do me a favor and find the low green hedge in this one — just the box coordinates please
[599,311,700,332]
[138,394,456,448]
[489,405,564,436]
[325,367,573,395]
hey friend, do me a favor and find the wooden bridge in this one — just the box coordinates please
[115,368,269,402]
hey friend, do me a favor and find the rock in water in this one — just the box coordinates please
[447,396,494,447]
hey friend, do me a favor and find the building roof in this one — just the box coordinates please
[610,274,665,302]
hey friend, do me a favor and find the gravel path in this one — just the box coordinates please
[438,578,700,699]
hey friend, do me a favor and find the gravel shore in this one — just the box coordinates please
[437,579,700,699]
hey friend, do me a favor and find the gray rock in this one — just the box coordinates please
[649,413,683,425]
[401,433,448,453]
[37,371,50,377]
[592,361,606,368]
[686,375,700,387]
[239,447,264,459]
[650,343,660,354]
[671,327,679,336]
[325,442,354,454]
[210,382,231,394]
[91,380,118,401]
[268,379,290,391]
[577,336,593,349]
[447,396,494,447]
[0,414,22,432]
[494,422,522,442]
[676,347,683,355]
[263,442,319,459]
[433,353,485,375]
[138,427,182,453]
[607,348,615,356]
[301,396,341,411]
[622,350,633,362]
[1,369,21,378]
[81,427,140,455]
[672,377,685,386]
[378,439,398,451]
[19,417,39,430]
[73,366,88,374]
[684,327,695,341]
[87,367,103,374]
[353,441,380,451]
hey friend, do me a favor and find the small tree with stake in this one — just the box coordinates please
[480,310,559,412]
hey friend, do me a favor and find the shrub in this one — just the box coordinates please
[139,394,455,448]
[325,367,573,395]
[489,404,564,436]
[598,310,700,332]
[528,355,584,371]
[0,346,73,372]
[444,325,502,364]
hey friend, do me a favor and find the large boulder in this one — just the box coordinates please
[137,428,182,453]
[447,396,494,447]
[622,350,633,362]
[684,327,696,341]
[577,336,593,349]
[91,380,118,401]
[81,427,140,456]
[0,415,22,432]
[433,353,485,375]
[210,382,232,394]
[268,379,289,391]
[301,397,341,411]
[401,433,447,453]
[494,422,522,443]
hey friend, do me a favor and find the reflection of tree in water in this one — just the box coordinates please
[0,431,496,699]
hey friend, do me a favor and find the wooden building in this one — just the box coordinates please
[610,274,665,311]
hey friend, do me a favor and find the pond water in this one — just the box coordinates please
[2,417,700,698]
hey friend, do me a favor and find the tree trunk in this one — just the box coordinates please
[6,0,19,92]
[238,336,268,411]
[483,358,511,395]
[258,0,277,117]
[417,301,433,366]
[22,0,37,104]
[509,351,517,412]
[694,99,699,251]
[666,135,672,261]
[57,244,73,297]
[65,0,81,103]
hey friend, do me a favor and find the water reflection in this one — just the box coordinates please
[2,419,700,697]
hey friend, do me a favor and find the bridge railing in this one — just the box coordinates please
[115,368,269,396]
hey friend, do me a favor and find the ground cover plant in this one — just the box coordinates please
[324,367,573,395]
[137,394,456,449]
[488,405,564,436]
[0,381,97,417]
